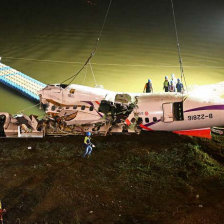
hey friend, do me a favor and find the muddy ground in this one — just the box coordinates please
[0,132,224,224]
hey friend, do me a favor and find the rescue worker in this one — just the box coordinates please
[143,79,153,93]
[176,78,184,93]
[163,76,170,92]
[83,132,95,158]
[170,73,177,86]
[169,80,176,92]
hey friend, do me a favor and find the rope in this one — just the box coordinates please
[92,0,113,56]
[82,66,88,84]
[170,0,188,92]
[3,56,224,68]
[89,61,97,86]
[61,54,92,85]
[3,56,83,64]
[61,0,113,85]
[16,103,40,114]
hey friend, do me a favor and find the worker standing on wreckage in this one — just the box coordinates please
[143,79,153,93]
[83,132,95,158]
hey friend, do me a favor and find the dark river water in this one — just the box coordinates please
[0,0,224,115]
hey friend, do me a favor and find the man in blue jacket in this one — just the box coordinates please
[176,78,184,93]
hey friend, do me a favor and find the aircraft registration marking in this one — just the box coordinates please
[188,113,213,121]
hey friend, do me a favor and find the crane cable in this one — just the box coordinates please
[61,0,113,85]
[170,0,188,92]
[16,102,40,114]
[3,57,224,69]
[89,61,97,86]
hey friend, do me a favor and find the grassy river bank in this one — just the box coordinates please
[0,132,224,224]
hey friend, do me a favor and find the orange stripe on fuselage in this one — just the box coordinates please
[140,124,153,131]
[173,128,211,139]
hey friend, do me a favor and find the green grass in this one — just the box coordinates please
[1,133,224,223]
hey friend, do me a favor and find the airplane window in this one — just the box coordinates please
[66,106,70,109]
[73,105,77,109]
[51,106,56,111]
[81,105,85,110]
[145,118,149,123]
[43,103,49,111]
[89,106,94,111]
[137,117,143,124]
[153,117,157,122]
[131,118,136,123]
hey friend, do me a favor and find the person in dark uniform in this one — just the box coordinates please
[176,78,184,93]
[143,79,153,93]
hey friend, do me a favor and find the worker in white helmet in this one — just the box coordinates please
[170,73,177,87]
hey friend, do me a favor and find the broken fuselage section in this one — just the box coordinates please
[3,82,221,138]
[38,84,140,135]
[0,113,43,138]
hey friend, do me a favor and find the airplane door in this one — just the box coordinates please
[162,103,174,122]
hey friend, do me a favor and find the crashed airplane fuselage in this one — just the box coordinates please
[36,83,224,137]
[2,83,224,138]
